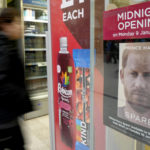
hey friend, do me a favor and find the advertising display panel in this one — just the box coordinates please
[103,2,150,145]
[49,0,92,149]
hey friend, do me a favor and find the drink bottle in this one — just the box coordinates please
[57,37,75,148]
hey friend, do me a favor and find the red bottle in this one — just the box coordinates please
[57,37,75,148]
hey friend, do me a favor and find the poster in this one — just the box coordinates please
[50,0,91,150]
[103,2,150,145]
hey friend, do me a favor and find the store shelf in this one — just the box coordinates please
[25,62,47,66]
[26,75,47,80]
[24,34,46,37]
[24,19,48,23]
[23,5,47,10]
[25,48,46,51]
[23,2,48,119]
[30,93,48,101]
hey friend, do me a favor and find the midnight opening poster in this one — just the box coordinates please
[103,1,150,145]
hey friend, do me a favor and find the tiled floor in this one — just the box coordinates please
[19,115,50,150]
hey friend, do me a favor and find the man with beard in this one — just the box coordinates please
[118,43,150,128]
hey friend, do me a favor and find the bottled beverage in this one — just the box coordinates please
[57,37,75,148]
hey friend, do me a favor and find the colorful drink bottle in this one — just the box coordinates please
[57,37,75,148]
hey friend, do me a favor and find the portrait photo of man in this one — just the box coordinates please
[118,42,150,128]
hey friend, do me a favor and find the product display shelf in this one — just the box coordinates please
[25,62,47,66]
[24,19,48,23]
[25,48,46,51]
[26,75,47,80]
[24,34,46,37]
[23,4,48,119]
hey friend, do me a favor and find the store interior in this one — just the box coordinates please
[1,0,150,150]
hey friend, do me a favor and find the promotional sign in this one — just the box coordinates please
[23,0,47,7]
[103,2,150,145]
[50,0,91,149]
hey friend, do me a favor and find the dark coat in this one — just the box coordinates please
[0,32,32,123]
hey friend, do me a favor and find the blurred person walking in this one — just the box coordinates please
[0,8,32,150]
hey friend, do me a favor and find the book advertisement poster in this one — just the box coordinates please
[103,2,150,145]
